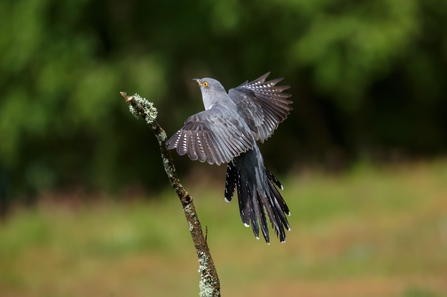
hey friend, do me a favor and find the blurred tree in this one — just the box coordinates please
[0,0,446,197]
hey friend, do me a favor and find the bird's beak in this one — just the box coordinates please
[193,78,202,86]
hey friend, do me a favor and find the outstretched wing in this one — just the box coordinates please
[228,72,293,143]
[167,105,254,165]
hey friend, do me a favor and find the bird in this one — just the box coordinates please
[167,72,292,243]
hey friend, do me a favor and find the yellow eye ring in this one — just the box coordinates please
[202,81,209,87]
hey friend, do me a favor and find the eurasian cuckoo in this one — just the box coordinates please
[167,73,292,243]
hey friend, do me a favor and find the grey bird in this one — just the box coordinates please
[167,72,292,243]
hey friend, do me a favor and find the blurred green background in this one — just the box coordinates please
[1,0,447,296]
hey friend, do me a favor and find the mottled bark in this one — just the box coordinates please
[120,92,220,297]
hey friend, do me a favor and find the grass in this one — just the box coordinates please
[1,160,447,296]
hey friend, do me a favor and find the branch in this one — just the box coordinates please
[120,92,221,297]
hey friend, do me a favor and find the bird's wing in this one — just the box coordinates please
[228,72,292,143]
[167,105,254,165]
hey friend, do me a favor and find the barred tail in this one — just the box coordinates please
[224,147,290,243]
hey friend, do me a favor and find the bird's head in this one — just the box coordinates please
[193,78,227,110]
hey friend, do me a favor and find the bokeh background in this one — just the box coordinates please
[1,0,447,296]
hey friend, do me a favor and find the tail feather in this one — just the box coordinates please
[256,193,270,242]
[260,185,288,243]
[266,187,288,242]
[224,148,290,243]
[224,161,237,202]
[266,169,283,190]
[267,177,291,218]
[236,170,250,227]
[248,188,261,240]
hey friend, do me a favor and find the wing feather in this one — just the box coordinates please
[228,72,293,143]
[167,105,254,165]
[195,132,207,162]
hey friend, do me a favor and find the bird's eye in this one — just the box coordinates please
[202,81,209,87]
